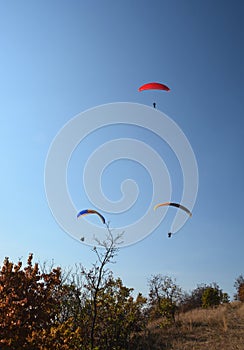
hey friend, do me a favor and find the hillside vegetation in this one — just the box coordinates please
[1,235,243,350]
[132,302,244,349]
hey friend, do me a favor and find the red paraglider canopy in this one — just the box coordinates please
[138,82,170,92]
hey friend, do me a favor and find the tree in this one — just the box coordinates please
[201,282,229,308]
[0,253,62,349]
[179,283,229,312]
[79,225,123,349]
[202,287,221,308]
[234,274,244,302]
[148,275,182,323]
[90,276,146,349]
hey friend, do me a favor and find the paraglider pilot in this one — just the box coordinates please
[168,232,172,238]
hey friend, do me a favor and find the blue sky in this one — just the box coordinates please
[0,1,243,299]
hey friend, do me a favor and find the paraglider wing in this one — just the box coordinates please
[138,82,170,92]
[154,202,192,217]
[77,209,106,224]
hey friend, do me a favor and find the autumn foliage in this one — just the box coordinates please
[0,252,146,349]
[0,253,62,349]
[0,250,242,350]
[234,274,244,302]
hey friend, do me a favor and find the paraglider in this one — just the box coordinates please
[138,82,170,92]
[154,202,192,238]
[77,209,106,224]
[138,82,170,108]
[154,202,192,217]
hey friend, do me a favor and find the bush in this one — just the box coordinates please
[202,287,221,308]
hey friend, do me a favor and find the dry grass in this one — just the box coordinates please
[132,302,244,350]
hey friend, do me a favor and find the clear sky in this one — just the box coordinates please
[0,0,243,299]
